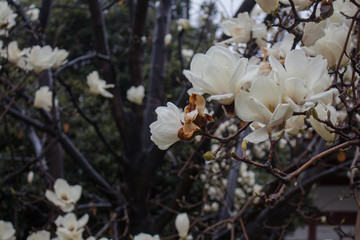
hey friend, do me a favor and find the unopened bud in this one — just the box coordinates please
[241,140,247,150]
[312,108,319,120]
[203,151,215,161]
[27,171,34,184]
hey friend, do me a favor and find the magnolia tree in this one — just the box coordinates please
[1,0,360,239]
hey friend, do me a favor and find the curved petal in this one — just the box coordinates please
[244,127,269,143]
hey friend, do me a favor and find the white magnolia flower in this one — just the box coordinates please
[279,0,312,10]
[27,171,34,184]
[262,34,295,60]
[255,0,279,13]
[26,5,39,21]
[164,33,172,46]
[269,49,334,112]
[87,71,115,98]
[52,48,69,69]
[183,46,259,105]
[181,49,194,62]
[175,213,190,238]
[235,76,293,143]
[134,233,160,240]
[177,18,191,31]
[309,102,338,142]
[28,46,56,73]
[126,85,145,105]
[7,41,30,69]
[45,178,82,212]
[150,102,183,150]
[0,220,15,240]
[27,230,50,240]
[303,23,351,67]
[0,1,16,31]
[33,86,56,112]
[220,13,267,47]
[55,213,88,240]
[285,115,305,135]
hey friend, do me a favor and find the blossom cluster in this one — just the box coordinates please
[149,0,359,150]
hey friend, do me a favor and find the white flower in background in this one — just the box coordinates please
[28,45,57,73]
[87,237,111,240]
[27,171,34,184]
[262,34,295,60]
[52,48,69,69]
[26,4,39,21]
[181,49,194,62]
[7,41,30,69]
[126,85,145,105]
[309,102,338,142]
[55,213,88,240]
[164,33,172,46]
[269,49,335,112]
[150,102,183,150]
[175,213,190,239]
[134,233,160,240]
[33,86,56,112]
[220,13,267,47]
[221,13,253,43]
[255,0,279,13]
[27,230,50,240]
[87,71,115,98]
[235,76,293,143]
[0,1,16,30]
[279,0,312,10]
[0,220,15,240]
[45,178,82,212]
[303,23,350,67]
[177,18,191,31]
[183,46,260,105]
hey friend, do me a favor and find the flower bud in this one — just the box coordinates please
[175,213,190,238]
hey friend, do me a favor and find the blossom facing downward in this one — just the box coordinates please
[33,86,56,112]
[87,71,115,98]
[309,103,338,142]
[27,230,50,240]
[175,213,190,239]
[126,85,145,105]
[45,178,82,212]
[134,233,160,240]
[255,0,279,13]
[0,220,15,240]
[55,213,88,240]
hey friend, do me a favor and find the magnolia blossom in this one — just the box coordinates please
[262,34,295,60]
[164,33,172,46]
[0,220,15,240]
[220,13,267,47]
[26,5,39,21]
[255,0,279,13]
[27,230,50,240]
[7,41,30,69]
[175,213,190,239]
[87,71,115,98]
[183,46,260,105]
[126,85,145,105]
[309,103,338,142]
[150,102,183,150]
[269,49,335,112]
[27,171,34,184]
[52,48,69,69]
[177,18,191,31]
[45,178,82,212]
[28,45,68,73]
[134,233,160,240]
[235,76,293,143]
[55,213,88,240]
[0,1,16,31]
[303,23,350,67]
[279,0,312,10]
[33,86,56,112]
[181,49,194,62]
